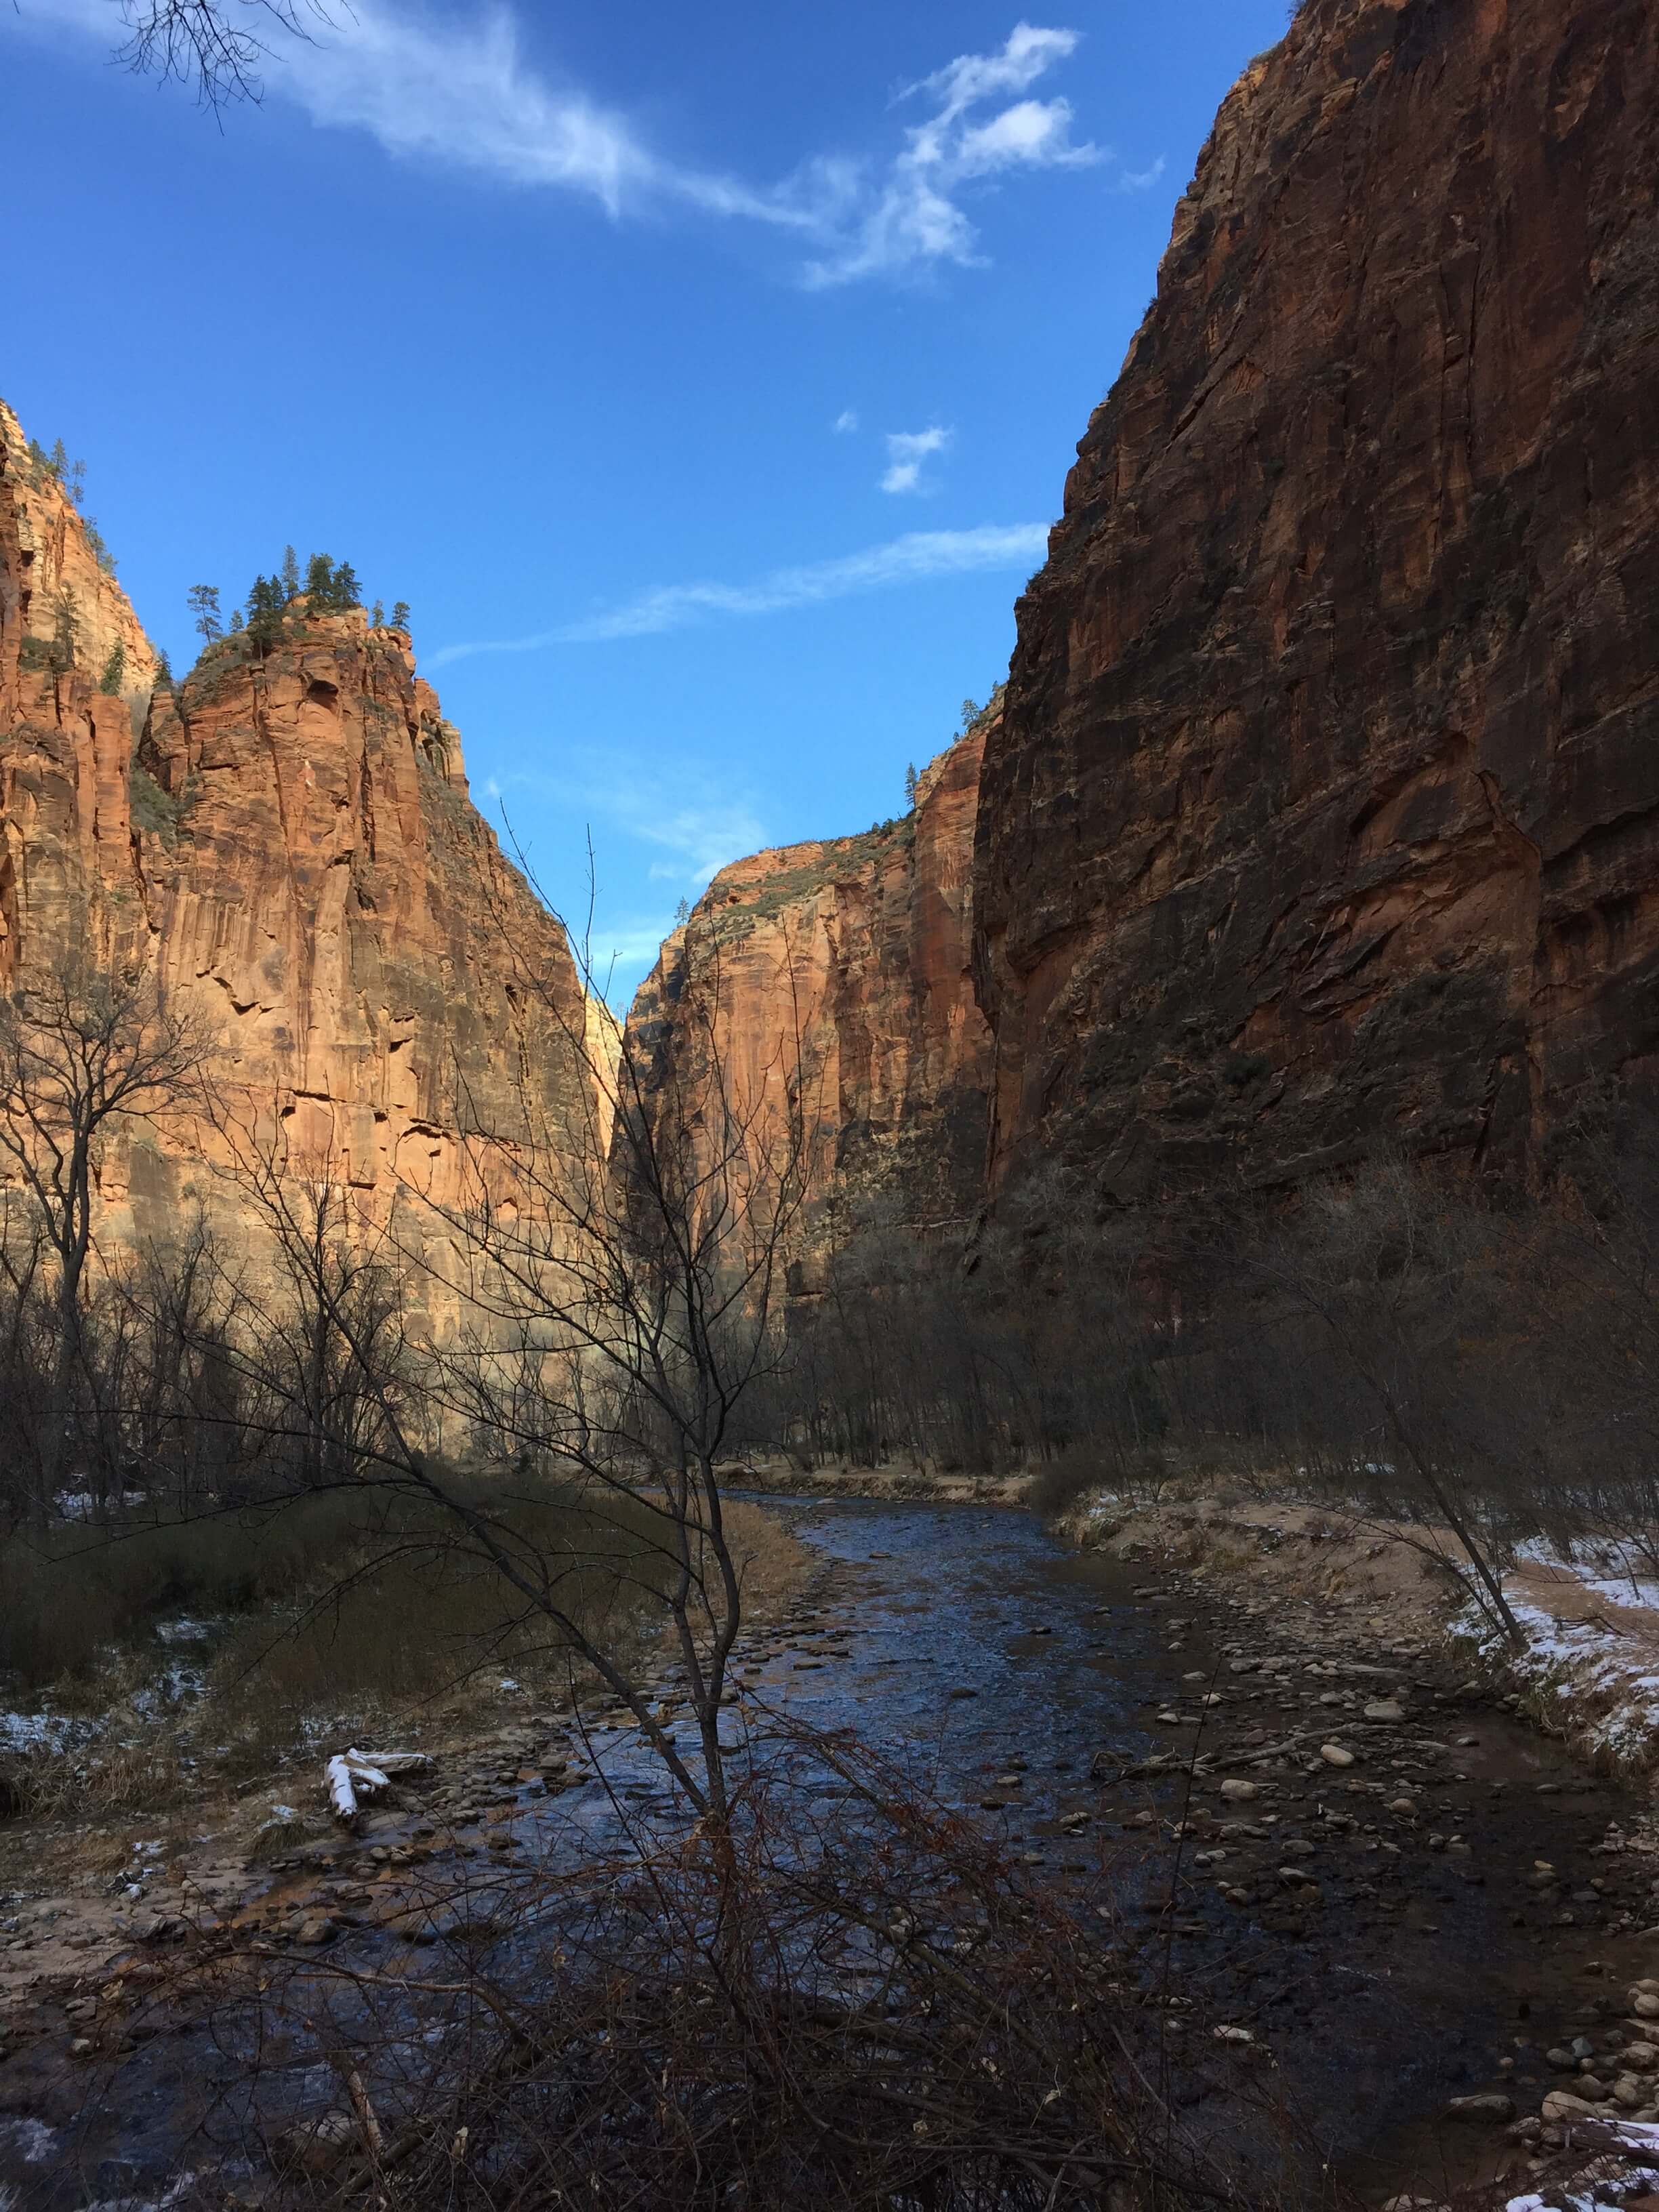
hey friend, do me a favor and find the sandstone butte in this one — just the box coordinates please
[0,398,598,1332]
[974,0,1659,1202]
[623,726,993,1269]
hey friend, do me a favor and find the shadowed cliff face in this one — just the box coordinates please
[974,0,1659,1202]
[625,729,993,1263]
[0,412,593,1328]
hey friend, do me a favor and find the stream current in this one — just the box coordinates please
[0,1494,1645,2205]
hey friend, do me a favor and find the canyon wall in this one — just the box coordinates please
[974,0,1659,1201]
[623,727,992,1265]
[0,405,594,1329]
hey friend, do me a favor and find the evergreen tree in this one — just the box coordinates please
[48,438,69,482]
[187,583,222,644]
[331,560,361,609]
[43,590,79,678]
[100,641,127,695]
[68,458,86,508]
[153,647,174,689]
[959,696,981,733]
[304,552,335,602]
[228,607,244,632]
[281,545,301,600]
[370,598,384,628]
[674,897,691,925]
[245,575,286,651]
[390,600,411,633]
[904,762,919,806]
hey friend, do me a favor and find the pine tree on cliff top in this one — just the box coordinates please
[281,545,300,600]
[187,583,222,644]
[390,600,410,634]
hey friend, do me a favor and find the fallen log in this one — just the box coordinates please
[325,1748,431,1825]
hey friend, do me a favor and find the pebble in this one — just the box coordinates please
[1219,1779,1259,1802]
[1365,1702,1406,1723]
[1387,1798,1416,1816]
[1319,1744,1355,1768]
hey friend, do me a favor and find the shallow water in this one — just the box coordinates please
[0,1495,1642,2205]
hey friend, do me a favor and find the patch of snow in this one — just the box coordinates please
[0,2117,58,2163]
[52,1489,145,1519]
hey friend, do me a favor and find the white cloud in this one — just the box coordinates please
[881,425,952,495]
[802,22,1100,286]
[832,409,860,434]
[426,520,1050,666]
[22,2,1104,285]
[1116,155,1168,192]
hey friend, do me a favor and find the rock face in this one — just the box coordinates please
[0,407,592,1327]
[624,728,993,1260]
[974,0,1659,1200]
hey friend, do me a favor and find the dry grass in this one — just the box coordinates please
[1,1479,813,1839]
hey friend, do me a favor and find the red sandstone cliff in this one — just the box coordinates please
[974,0,1659,1200]
[624,727,993,1254]
[0,405,592,1324]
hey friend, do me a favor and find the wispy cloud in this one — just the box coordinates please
[804,23,1099,286]
[881,425,952,495]
[24,3,1121,284]
[832,409,860,434]
[1117,156,1167,191]
[427,520,1050,667]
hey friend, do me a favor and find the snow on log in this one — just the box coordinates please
[325,1747,431,1824]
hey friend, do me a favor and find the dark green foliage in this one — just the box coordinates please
[370,598,384,627]
[280,544,300,600]
[49,437,69,480]
[25,590,80,679]
[301,553,363,611]
[152,647,174,689]
[100,641,127,696]
[228,605,243,632]
[129,764,196,847]
[674,896,691,924]
[82,518,117,576]
[390,599,410,632]
[187,582,222,644]
[245,573,286,649]
[904,762,919,806]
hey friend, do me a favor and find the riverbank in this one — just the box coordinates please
[5,1490,1659,2209]
[1066,1492,1659,1779]
[726,1454,1035,1505]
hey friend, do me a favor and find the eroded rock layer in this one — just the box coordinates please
[974,0,1659,1199]
[0,406,592,1327]
[625,729,992,1261]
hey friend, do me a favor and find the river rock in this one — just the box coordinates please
[1365,1702,1406,1723]
[1442,2093,1515,2123]
[1612,2075,1645,2108]
[1622,2042,1658,2069]
[1219,1779,1258,1801]
[1387,1799,1417,1816]
[1540,2091,1601,2123]
[1629,1988,1659,2018]
[1319,1745,1355,1768]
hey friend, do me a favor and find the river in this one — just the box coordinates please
[0,1494,1646,2205]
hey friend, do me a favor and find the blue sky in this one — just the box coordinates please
[5,0,1286,1001]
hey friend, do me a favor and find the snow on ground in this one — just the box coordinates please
[1468,1542,1659,1765]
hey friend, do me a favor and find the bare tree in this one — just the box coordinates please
[0,946,208,1511]
[110,0,338,108]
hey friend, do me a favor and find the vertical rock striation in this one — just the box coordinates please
[973,0,1659,1200]
[624,726,993,1261]
[0,405,592,1322]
